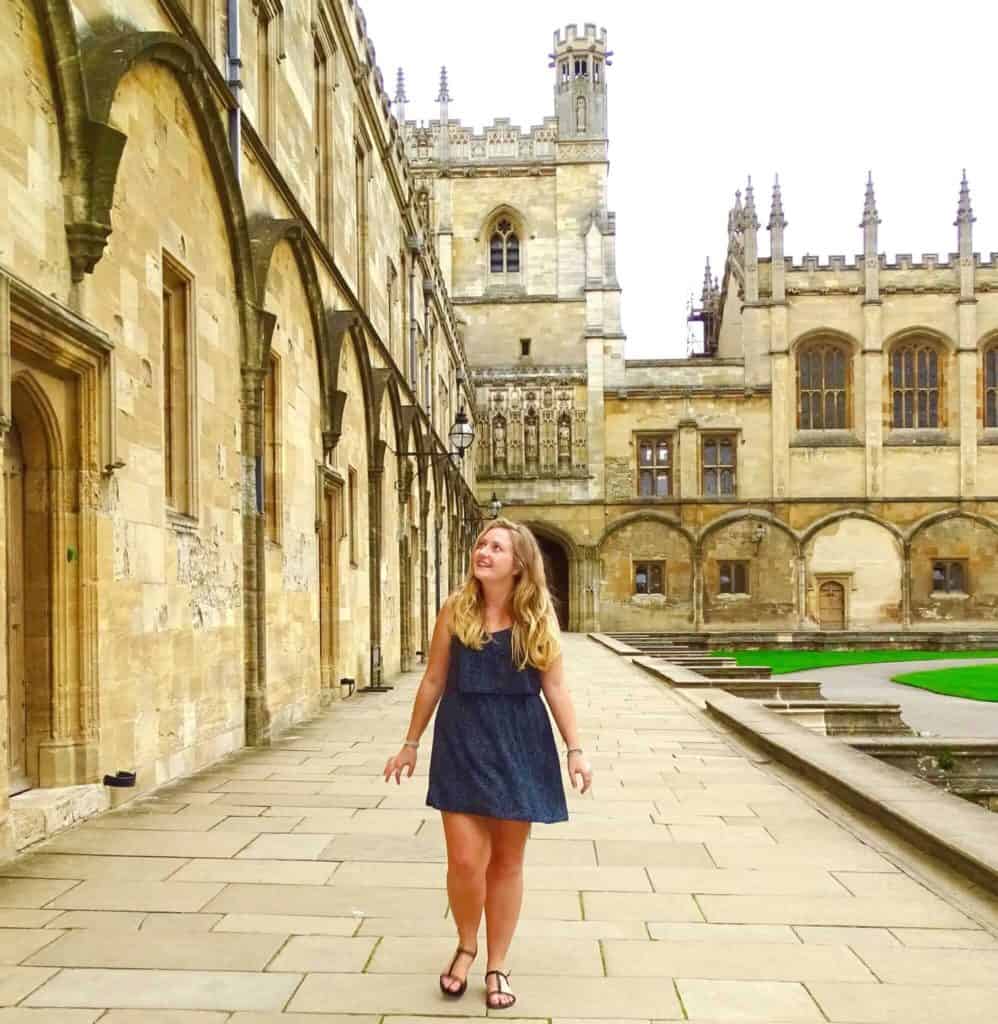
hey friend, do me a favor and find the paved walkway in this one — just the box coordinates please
[783,659,998,738]
[0,635,996,1021]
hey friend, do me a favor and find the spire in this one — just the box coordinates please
[436,65,451,103]
[394,67,407,104]
[700,258,713,304]
[861,172,880,302]
[768,174,786,232]
[743,175,760,230]
[768,175,787,303]
[956,169,976,299]
[955,168,975,227]
[727,189,743,237]
[861,171,879,228]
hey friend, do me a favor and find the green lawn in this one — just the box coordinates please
[712,649,998,675]
[892,664,998,702]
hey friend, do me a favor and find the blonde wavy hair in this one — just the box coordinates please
[448,517,561,671]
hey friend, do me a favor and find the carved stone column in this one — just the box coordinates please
[241,363,271,746]
[367,439,387,686]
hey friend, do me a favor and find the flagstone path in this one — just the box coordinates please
[0,634,996,1021]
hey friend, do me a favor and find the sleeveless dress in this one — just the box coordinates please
[426,629,569,823]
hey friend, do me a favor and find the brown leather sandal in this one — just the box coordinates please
[485,969,516,1009]
[439,945,477,998]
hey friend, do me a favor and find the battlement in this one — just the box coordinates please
[772,252,998,273]
[403,116,560,165]
[553,23,608,48]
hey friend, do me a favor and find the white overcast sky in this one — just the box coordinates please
[362,0,997,360]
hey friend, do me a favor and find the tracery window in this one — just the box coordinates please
[891,343,941,429]
[797,342,849,430]
[489,218,520,277]
[702,435,736,497]
[637,434,672,497]
[985,347,998,428]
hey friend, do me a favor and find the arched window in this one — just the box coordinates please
[891,342,941,429]
[985,346,998,428]
[489,218,520,278]
[797,342,850,430]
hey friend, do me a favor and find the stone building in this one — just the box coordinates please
[0,0,481,851]
[409,23,998,636]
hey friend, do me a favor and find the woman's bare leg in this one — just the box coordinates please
[440,811,491,992]
[483,818,531,1006]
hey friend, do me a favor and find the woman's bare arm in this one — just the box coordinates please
[400,601,454,745]
[539,652,581,751]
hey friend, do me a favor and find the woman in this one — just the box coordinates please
[383,518,593,1010]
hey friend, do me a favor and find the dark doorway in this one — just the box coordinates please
[536,534,570,631]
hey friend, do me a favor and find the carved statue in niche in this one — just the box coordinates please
[576,96,587,133]
[557,413,572,470]
[492,415,507,472]
[524,412,539,471]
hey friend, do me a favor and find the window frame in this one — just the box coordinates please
[984,345,998,429]
[485,213,523,288]
[161,252,198,521]
[796,340,852,431]
[253,0,285,150]
[635,432,674,499]
[313,12,336,245]
[634,560,666,596]
[931,559,968,595]
[889,340,944,430]
[701,432,737,498]
[263,352,282,544]
[718,560,749,595]
[348,465,359,567]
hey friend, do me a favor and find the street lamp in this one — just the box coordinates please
[395,407,475,470]
[448,407,474,458]
[489,491,502,519]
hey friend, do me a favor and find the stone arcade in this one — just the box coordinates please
[3,4,998,855]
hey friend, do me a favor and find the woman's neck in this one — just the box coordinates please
[480,580,514,629]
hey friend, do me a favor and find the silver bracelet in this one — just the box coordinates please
[566,747,583,757]
[402,740,419,749]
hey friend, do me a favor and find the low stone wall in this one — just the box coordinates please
[847,737,998,811]
[705,695,998,896]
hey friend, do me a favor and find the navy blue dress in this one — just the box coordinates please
[426,629,569,823]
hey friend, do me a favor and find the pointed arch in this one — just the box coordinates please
[60,25,256,338]
[696,510,800,557]
[11,369,66,470]
[801,508,904,547]
[598,510,695,552]
[481,205,527,285]
[908,508,998,542]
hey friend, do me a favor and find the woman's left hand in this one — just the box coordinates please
[567,750,593,795]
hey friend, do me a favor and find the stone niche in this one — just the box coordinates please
[599,517,692,631]
[702,519,797,625]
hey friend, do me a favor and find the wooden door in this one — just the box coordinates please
[4,426,30,794]
[318,482,340,698]
[818,580,845,630]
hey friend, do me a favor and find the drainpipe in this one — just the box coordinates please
[226,0,242,177]
[407,237,421,390]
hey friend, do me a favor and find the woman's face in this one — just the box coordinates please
[472,527,519,586]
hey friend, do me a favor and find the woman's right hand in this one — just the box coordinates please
[384,746,417,785]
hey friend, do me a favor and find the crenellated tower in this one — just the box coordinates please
[550,23,611,142]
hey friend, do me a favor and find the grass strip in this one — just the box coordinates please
[891,663,998,702]
[712,649,998,675]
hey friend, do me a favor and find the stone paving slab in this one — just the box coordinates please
[23,969,302,1011]
[1,634,994,1019]
[807,981,998,1022]
[27,930,286,970]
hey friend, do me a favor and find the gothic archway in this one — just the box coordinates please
[536,534,570,631]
